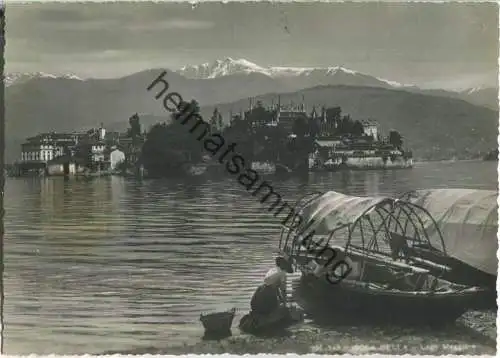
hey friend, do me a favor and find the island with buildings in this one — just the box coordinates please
[10,115,144,178]
[9,99,413,178]
[220,99,413,173]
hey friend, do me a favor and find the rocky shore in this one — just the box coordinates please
[105,310,496,355]
[459,310,497,341]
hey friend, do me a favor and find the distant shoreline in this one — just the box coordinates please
[4,157,493,170]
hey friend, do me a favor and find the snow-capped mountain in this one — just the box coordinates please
[4,62,496,111]
[178,58,269,79]
[458,86,498,110]
[176,58,497,109]
[5,72,82,87]
[460,86,493,95]
[177,57,411,88]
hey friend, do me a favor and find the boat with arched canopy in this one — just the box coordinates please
[278,191,486,325]
[398,188,497,308]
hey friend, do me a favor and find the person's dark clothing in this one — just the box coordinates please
[250,284,279,315]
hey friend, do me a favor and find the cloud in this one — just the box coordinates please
[46,20,122,30]
[129,19,215,31]
[80,49,129,60]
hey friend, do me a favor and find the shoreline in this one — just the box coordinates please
[103,310,496,356]
[5,158,495,179]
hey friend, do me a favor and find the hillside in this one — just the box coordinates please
[413,87,498,111]
[457,87,498,110]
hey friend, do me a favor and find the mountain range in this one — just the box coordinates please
[178,57,410,86]
[176,58,498,110]
[5,57,498,162]
[7,58,498,111]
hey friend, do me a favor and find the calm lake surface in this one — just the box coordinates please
[4,160,498,354]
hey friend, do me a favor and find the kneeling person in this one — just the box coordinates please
[250,257,292,319]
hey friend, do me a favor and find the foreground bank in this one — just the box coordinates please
[104,310,495,355]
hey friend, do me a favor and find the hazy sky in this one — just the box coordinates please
[6,1,499,90]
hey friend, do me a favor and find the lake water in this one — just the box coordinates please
[4,160,498,354]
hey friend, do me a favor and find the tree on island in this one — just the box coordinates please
[309,116,321,139]
[288,114,315,170]
[246,101,274,129]
[210,108,223,131]
[223,117,254,161]
[326,106,342,127]
[352,120,365,137]
[74,137,93,168]
[141,105,204,177]
[389,130,403,149]
[217,114,224,130]
[268,125,289,161]
[223,104,276,161]
[127,113,142,140]
[337,114,353,135]
[224,110,253,139]
[292,114,310,138]
[121,113,144,170]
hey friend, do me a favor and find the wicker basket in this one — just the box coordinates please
[200,308,236,334]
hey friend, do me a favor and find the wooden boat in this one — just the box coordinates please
[398,189,497,308]
[278,191,486,325]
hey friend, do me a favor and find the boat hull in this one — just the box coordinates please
[399,246,497,309]
[434,259,496,309]
[292,274,479,326]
